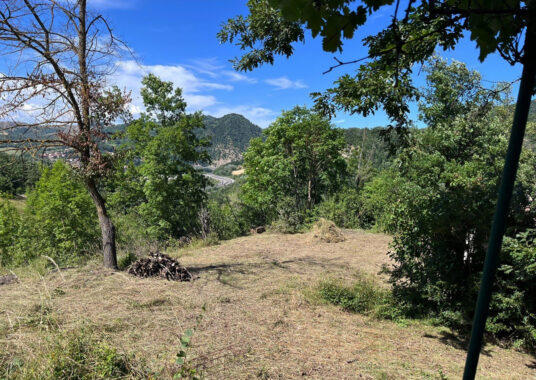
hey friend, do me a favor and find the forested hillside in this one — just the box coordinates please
[199,114,262,166]
[0,114,263,167]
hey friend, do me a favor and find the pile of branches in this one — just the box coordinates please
[127,252,193,282]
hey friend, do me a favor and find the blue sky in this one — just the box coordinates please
[93,0,524,128]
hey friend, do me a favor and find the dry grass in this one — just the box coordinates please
[1,230,535,379]
[311,218,346,243]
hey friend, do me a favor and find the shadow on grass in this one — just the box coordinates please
[526,360,536,369]
[423,331,492,357]
[187,256,342,288]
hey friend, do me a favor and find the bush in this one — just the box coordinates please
[487,229,536,351]
[316,276,402,321]
[112,212,158,257]
[364,60,536,349]
[117,252,138,271]
[271,196,307,233]
[206,198,247,240]
[0,328,146,379]
[0,200,20,267]
[315,187,373,229]
[11,161,100,266]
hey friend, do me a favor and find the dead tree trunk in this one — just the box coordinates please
[0,0,129,269]
[87,179,117,270]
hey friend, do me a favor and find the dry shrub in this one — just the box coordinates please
[311,218,345,243]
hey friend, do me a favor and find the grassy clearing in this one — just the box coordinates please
[1,196,26,213]
[0,230,534,379]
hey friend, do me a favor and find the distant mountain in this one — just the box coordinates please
[199,113,262,166]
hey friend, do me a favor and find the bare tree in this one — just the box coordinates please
[0,0,131,269]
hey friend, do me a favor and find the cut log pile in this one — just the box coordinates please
[127,252,193,281]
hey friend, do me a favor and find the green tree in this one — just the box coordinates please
[242,106,346,227]
[0,153,40,196]
[14,161,100,266]
[109,75,210,241]
[0,200,20,267]
[220,1,536,371]
[366,60,536,341]
[219,0,533,131]
[0,1,132,269]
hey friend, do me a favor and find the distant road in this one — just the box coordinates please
[204,173,235,188]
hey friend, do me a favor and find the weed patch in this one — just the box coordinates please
[0,327,148,379]
[315,276,403,321]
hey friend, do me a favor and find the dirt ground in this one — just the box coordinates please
[1,230,535,379]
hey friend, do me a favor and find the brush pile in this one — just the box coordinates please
[127,252,193,281]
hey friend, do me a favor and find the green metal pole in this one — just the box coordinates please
[462,30,536,380]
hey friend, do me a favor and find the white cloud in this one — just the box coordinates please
[334,119,346,124]
[265,77,307,90]
[107,59,273,126]
[185,59,257,84]
[223,71,257,84]
[185,58,224,78]
[109,60,234,114]
[209,105,275,128]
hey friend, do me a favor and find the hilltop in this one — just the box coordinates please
[0,114,263,167]
[1,230,534,378]
[200,114,262,166]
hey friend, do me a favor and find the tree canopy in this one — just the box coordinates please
[242,106,346,228]
[219,0,535,130]
[109,75,210,241]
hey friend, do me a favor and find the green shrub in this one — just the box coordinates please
[270,196,308,233]
[362,60,536,350]
[0,328,146,379]
[314,187,373,229]
[207,198,247,240]
[487,229,536,351]
[12,161,100,266]
[0,200,21,267]
[316,277,402,321]
[118,252,138,271]
[49,331,129,379]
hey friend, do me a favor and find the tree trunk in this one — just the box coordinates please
[307,179,312,209]
[87,179,118,270]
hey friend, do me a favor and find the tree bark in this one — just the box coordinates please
[87,179,118,270]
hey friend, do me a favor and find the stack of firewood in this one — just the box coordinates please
[127,252,193,282]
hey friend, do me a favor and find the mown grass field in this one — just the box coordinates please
[1,230,534,379]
